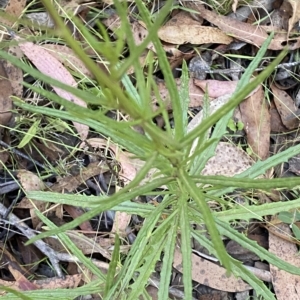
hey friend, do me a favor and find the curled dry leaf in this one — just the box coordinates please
[173,248,251,292]
[17,169,46,228]
[17,170,45,192]
[158,24,233,45]
[185,2,300,50]
[271,83,299,129]
[286,0,300,35]
[269,223,300,300]
[239,85,270,160]
[158,13,233,45]
[16,38,89,140]
[42,44,94,78]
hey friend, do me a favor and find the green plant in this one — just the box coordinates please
[2,0,300,299]
[278,210,300,240]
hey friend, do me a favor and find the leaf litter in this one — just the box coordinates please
[1,0,300,298]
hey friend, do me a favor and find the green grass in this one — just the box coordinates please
[1,0,300,299]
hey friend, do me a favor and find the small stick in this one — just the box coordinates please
[0,202,72,278]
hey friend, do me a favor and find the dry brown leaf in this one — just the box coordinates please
[51,161,109,193]
[0,274,82,295]
[163,44,194,70]
[2,46,23,98]
[64,232,112,260]
[16,38,89,140]
[269,223,300,300]
[0,242,31,276]
[33,274,82,289]
[132,21,156,52]
[111,211,131,234]
[17,170,45,191]
[239,85,270,160]
[271,83,299,129]
[286,0,300,35]
[202,142,254,176]
[187,93,255,176]
[8,265,38,291]
[158,12,232,45]
[64,205,94,232]
[17,170,46,228]
[43,44,94,78]
[1,0,26,27]
[0,61,13,127]
[45,233,113,256]
[194,80,239,98]
[173,248,251,292]
[185,2,300,50]
[169,10,202,26]
[270,100,289,132]
[159,24,233,45]
[45,232,113,260]
[16,236,41,274]
[187,94,232,133]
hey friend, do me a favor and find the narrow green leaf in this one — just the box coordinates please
[216,219,300,275]
[18,119,40,148]
[192,175,300,189]
[26,177,173,244]
[179,60,190,136]
[158,213,179,300]
[178,169,231,270]
[134,0,184,140]
[105,197,175,299]
[105,234,120,297]
[179,196,193,299]
[0,287,33,300]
